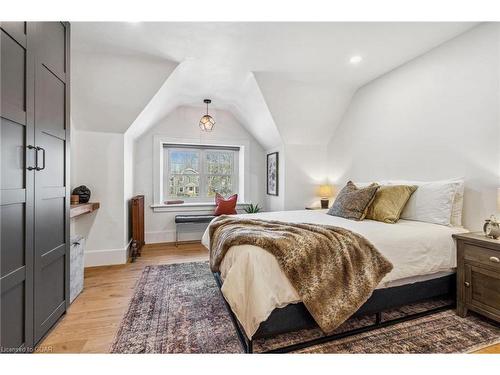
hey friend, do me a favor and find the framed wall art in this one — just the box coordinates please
[266,152,279,196]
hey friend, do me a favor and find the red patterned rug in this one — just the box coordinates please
[110,262,500,353]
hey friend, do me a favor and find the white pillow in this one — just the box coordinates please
[385,179,461,226]
[390,178,464,226]
[353,181,382,188]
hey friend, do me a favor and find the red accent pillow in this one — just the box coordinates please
[214,193,238,216]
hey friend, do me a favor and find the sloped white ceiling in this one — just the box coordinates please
[71,22,479,145]
[126,60,282,149]
[71,28,178,133]
[255,73,354,145]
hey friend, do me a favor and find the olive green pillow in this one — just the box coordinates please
[366,185,417,223]
[327,181,380,221]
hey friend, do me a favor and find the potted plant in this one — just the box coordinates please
[244,203,262,214]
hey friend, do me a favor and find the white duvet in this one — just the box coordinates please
[201,209,468,338]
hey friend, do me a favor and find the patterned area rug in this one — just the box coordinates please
[110,262,500,354]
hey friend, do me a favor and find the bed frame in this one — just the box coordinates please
[213,272,456,353]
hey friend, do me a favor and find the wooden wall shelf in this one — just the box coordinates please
[70,202,100,218]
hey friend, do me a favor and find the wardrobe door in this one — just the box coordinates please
[32,22,70,344]
[0,22,35,351]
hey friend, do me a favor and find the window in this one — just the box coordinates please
[163,144,239,202]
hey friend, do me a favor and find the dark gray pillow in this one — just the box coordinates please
[327,181,379,221]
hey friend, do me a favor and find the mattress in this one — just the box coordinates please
[201,209,468,338]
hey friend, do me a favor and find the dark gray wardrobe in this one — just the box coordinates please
[1,22,70,351]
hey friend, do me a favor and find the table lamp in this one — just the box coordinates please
[318,184,334,209]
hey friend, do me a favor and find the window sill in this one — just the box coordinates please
[150,202,251,213]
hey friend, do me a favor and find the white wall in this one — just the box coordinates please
[69,43,177,266]
[134,106,266,243]
[327,23,500,230]
[284,144,329,210]
[264,144,286,212]
[256,74,347,211]
[71,129,129,266]
[123,132,134,245]
[263,144,330,211]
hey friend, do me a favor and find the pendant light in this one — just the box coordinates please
[199,99,215,132]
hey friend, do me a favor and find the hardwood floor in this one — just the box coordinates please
[38,242,500,354]
[39,242,208,353]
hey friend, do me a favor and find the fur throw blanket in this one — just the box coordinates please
[209,216,393,334]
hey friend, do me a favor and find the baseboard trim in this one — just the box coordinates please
[84,245,129,267]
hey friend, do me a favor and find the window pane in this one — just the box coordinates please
[169,175,200,198]
[169,150,199,174]
[207,175,233,197]
[205,151,233,175]
[163,146,237,201]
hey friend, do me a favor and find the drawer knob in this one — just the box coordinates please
[464,281,470,287]
[490,256,500,263]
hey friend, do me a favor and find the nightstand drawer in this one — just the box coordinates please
[455,232,500,322]
[465,265,500,320]
[464,243,500,271]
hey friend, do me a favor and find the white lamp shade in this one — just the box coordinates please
[318,184,334,198]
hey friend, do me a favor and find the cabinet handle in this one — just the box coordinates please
[490,256,500,263]
[464,281,470,287]
[35,146,46,171]
[26,145,37,170]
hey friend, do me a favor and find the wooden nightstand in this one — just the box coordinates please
[453,232,500,323]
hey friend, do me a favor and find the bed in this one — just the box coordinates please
[201,209,468,353]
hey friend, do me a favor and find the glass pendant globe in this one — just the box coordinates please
[199,114,215,131]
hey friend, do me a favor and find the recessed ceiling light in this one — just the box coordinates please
[349,55,363,64]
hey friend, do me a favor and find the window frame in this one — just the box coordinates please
[162,144,240,203]
[153,136,249,210]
